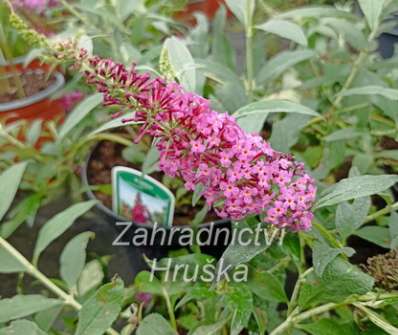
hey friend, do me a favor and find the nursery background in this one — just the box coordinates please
[1,0,398,334]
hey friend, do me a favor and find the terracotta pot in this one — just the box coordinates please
[0,59,65,124]
[176,0,229,23]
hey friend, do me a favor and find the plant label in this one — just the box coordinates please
[112,166,175,227]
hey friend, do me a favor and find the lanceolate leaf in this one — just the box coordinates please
[312,241,355,276]
[88,112,139,136]
[257,19,307,46]
[0,295,62,323]
[137,314,177,335]
[0,162,27,222]
[248,271,288,302]
[224,0,255,27]
[59,93,103,139]
[335,197,371,240]
[164,37,196,92]
[33,200,96,264]
[354,226,391,248]
[191,319,228,335]
[339,86,398,101]
[300,319,360,335]
[315,175,398,209]
[0,320,47,335]
[257,50,315,84]
[276,6,354,20]
[234,99,318,118]
[60,232,94,290]
[358,0,386,31]
[75,279,124,335]
[0,247,25,273]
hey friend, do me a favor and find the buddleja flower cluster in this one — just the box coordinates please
[78,51,316,231]
[12,0,58,12]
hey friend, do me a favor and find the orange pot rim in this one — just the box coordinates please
[0,71,65,112]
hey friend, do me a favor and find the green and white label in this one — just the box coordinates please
[112,166,175,227]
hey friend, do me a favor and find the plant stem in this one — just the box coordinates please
[287,268,313,315]
[270,303,339,335]
[0,236,81,309]
[0,236,120,335]
[364,201,398,224]
[313,222,344,249]
[162,287,177,331]
[245,1,254,100]
[271,291,398,335]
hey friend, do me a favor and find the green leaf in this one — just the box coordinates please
[77,35,93,56]
[236,100,316,134]
[33,200,96,264]
[196,59,241,84]
[135,270,187,296]
[358,0,386,31]
[324,18,368,50]
[300,319,360,335]
[315,175,398,209]
[0,295,62,323]
[60,232,94,290]
[88,112,139,136]
[142,145,159,175]
[225,284,253,335]
[211,6,235,69]
[26,120,42,146]
[192,319,228,335]
[389,212,398,249]
[257,19,307,46]
[192,184,204,206]
[0,162,27,221]
[354,226,391,248]
[225,0,255,26]
[298,258,374,308]
[312,241,355,277]
[1,193,42,239]
[269,114,310,153]
[237,114,268,133]
[77,260,104,296]
[339,86,398,101]
[0,320,47,335]
[0,247,25,273]
[134,271,163,295]
[59,94,103,139]
[257,50,315,84]
[75,279,124,335]
[324,128,363,142]
[164,37,196,92]
[235,99,319,118]
[34,305,63,333]
[276,6,354,19]
[248,271,288,302]
[335,197,371,240]
[137,314,177,335]
[216,221,274,278]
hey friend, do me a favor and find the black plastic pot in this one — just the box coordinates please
[379,32,398,59]
[81,145,232,272]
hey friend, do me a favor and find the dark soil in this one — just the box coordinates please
[87,140,219,225]
[380,136,398,150]
[0,68,55,103]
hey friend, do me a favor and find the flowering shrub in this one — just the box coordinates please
[2,1,398,335]
[79,55,316,230]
